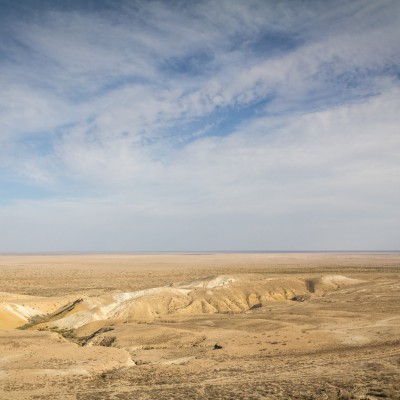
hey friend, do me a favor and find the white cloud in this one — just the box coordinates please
[1,85,399,251]
[0,0,399,250]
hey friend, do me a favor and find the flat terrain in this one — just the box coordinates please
[0,253,399,399]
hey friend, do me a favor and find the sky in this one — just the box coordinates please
[0,0,399,252]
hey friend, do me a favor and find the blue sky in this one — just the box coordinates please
[0,0,399,251]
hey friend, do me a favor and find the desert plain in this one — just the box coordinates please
[0,252,399,399]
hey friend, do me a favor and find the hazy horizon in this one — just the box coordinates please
[1,250,399,256]
[1,0,399,252]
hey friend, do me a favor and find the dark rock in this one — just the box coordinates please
[290,294,311,302]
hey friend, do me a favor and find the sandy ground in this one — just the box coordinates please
[0,252,399,399]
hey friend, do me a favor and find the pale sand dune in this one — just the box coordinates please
[0,253,399,399]
[0,292,85,330]
[2,274,363,330]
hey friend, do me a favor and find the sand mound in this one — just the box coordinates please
[4,274,364,331]
[306,275,363,293]
[0,304,35,329]
[0,292,80,329]
[45,287,192,330]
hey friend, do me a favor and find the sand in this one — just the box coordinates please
[0,252,399,399]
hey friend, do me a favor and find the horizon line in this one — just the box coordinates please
[1,250,399,256]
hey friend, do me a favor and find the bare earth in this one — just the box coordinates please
[0,253,399,399]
